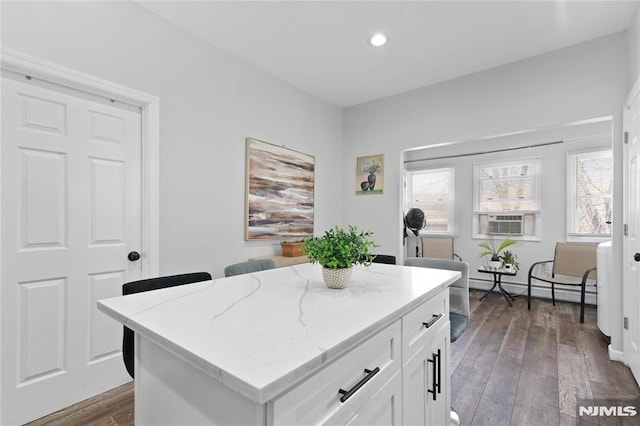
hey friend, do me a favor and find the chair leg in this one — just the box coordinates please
[580,282,586,323]
[450,407,460,426]
[551,283,556,306]
[527,276,532,310]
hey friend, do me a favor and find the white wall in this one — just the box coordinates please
[1,1,344,278]
[628,2,640,91]
[404,120,612,290]
[343,33,627,350]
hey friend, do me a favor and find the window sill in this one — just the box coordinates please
[566,234,611,243]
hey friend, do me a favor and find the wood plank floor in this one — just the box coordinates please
[28,289,639,426]
[452,289,640,426]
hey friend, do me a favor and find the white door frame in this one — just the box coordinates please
[0,50,160,412]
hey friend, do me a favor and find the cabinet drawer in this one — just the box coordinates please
[402,290,449,363]
[271,320,401,425]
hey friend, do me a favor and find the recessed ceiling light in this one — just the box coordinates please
[370,33,387,47]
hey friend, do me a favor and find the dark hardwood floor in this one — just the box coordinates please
[26,382,134,426]
[452,289,640,426]
[28,289,639,426]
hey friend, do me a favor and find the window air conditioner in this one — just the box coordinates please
[488,214,524,235]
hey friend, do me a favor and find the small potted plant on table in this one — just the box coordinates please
[500,250,519,271]
[478,233,516,270]
[302,225,377,289]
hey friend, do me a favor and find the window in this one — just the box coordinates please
[473,157,541,239]
[567,149,612,240]
[405,168,455,234]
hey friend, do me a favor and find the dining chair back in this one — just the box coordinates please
[371,254,397,265]
[122,272,212,379]
[224,258,275,277]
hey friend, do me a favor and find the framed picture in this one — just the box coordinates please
[356,154,384,195]
[245,138,315,240]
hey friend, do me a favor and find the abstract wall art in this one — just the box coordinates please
[245,138,315,240]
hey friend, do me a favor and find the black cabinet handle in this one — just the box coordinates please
[427,352,438,401]
[423,313,442,329]
[427,349,442,401]
[435,348,441,395]
[338,367,380,403]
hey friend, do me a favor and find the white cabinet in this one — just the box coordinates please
[271,320,402,425]
[273,290,451,426]
[342,370,403,426]
[402,291,450,426]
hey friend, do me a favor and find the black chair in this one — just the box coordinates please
[122,272,212,379]
[372,254,397,265]
[224,259,275,277]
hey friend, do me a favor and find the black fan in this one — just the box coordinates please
[403,208,425,239]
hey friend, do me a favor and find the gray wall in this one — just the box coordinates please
[628,2,640,92]
[1,1,344,278]
[2,0,636,353]
[343,33,627,351]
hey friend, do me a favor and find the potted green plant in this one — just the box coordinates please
[478,233,516,270]
[500,250,519,271]
[302,225,378,289]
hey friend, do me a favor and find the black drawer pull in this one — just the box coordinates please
[338,367,380,403]
[423,313,442,329]
[427,349,441,401]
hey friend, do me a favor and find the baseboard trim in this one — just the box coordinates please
[469,277,597,305]
[608,345,626,363]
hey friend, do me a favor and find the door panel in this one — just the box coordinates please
[1,73,142,425]
[625,87,640,383]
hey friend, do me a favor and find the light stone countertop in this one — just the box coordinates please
[98,263,460,404]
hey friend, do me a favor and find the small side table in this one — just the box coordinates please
[478,267,517,306]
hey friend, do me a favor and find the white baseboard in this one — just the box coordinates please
[608,345,626,363]
[469,277,597,305]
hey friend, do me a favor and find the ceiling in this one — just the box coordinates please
[138,1,637,108]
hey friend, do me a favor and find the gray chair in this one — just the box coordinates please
[528,242,597,323]
[404,257,469,426]
[404,257,470,343]
[122,272,212,379]
[224,258,276,277]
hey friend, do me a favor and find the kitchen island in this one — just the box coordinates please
[98,262,460,425]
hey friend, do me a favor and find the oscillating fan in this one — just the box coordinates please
[403,208,425,239]
[404,208,426,256]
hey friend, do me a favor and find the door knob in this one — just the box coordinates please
[635,253,640,262]
[128,251,141,261]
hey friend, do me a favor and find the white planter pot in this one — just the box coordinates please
[487,260,502,270]
[322,267,353,289]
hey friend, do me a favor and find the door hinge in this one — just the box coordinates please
[624,224,629,236]
[624,317,629,330]
[624,131,629,144]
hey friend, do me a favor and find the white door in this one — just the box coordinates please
[624,85,640,384]
[1,71,143,425]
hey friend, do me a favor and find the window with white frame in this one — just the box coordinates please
[566,149,612,240]
[406,168,455,234]
[473,157,541,239]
